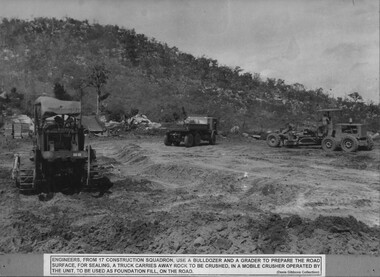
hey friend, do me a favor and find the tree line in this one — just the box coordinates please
[0,17,378,131]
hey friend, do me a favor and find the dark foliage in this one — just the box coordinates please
[0,17,378,132]
[53,83,72,100]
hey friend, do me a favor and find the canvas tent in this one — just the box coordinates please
[81,115,106,134]
[10,114,34,138]
[0,91,8,100]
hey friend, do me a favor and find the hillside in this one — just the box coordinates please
[0,17,379,132]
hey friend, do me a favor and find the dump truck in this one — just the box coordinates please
[11,96,100,194]
[164,116,217,147]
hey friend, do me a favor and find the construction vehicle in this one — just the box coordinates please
[266,125,321,148]
[164,116,217,147]
[266,108,374,152]
[11,96,100,194]
[321,122,374,152]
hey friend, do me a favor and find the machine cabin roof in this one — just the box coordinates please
[34,96,81,118]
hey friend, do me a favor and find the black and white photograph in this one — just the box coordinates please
[0,0,379,276]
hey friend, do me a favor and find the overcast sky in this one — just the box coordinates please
[1,0,379,103]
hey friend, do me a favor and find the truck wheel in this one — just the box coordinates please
[266,133,281,147]
[341,135,358,152]
[321,137,337,151]
[194,133,201,146]
[164,134,171,146]
[184,134,194,148]
[209,131,216,145]
[365,136,374,151]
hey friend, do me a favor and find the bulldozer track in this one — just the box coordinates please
[12,153,36,194]
[18,169,35,193]
[88,160,102,180]
[82,157,104,191]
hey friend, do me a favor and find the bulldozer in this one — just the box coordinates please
[11,96,100,194]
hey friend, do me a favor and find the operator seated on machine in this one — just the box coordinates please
[54,115,64,128]
[281,123,294,134]
[282,123,295,140]
[42,115,63,129]
[64,116,75,128]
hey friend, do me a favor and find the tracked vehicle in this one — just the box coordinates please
[164,116,217,147]
[11,96,100,194]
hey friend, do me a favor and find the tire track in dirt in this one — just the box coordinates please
[0,136,379,255]
[95,139,379,226]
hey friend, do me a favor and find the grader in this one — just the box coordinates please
[11,96,100,194]
[266,109,374,152]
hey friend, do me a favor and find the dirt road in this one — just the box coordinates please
[0,135,379,255]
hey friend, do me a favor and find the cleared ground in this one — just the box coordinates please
[0,135,379,255]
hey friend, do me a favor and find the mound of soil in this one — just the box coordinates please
[0,136,378,256]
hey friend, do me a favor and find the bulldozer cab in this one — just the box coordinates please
[34,96,85,154]
[34,96,81,129]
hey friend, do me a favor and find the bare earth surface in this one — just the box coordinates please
[0,135,379,255]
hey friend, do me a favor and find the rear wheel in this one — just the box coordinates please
[365,136,374,151]
[321,137,337,152]
[184,134,194,148]
[164,134,171,146]
[209,131,216,145]
[266,133,281,147]
[341,135,358,152]
[194,133,201,146]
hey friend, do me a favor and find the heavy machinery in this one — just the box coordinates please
[321,122,374,152]
[266,125,322,148]
[11,96,100,194]
[266,108,374,152]
[164,116,217,147]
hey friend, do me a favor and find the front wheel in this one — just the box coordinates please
[321,137,337,152]
[164,134,171,146]
[266,133,281,147]
[194,133,201,146]
[184,134,194,148]
[341,135,359,152]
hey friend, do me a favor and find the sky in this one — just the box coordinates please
[1,0,379,103]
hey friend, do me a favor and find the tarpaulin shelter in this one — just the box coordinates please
[81,115,106,134]
[10,114,34,138]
